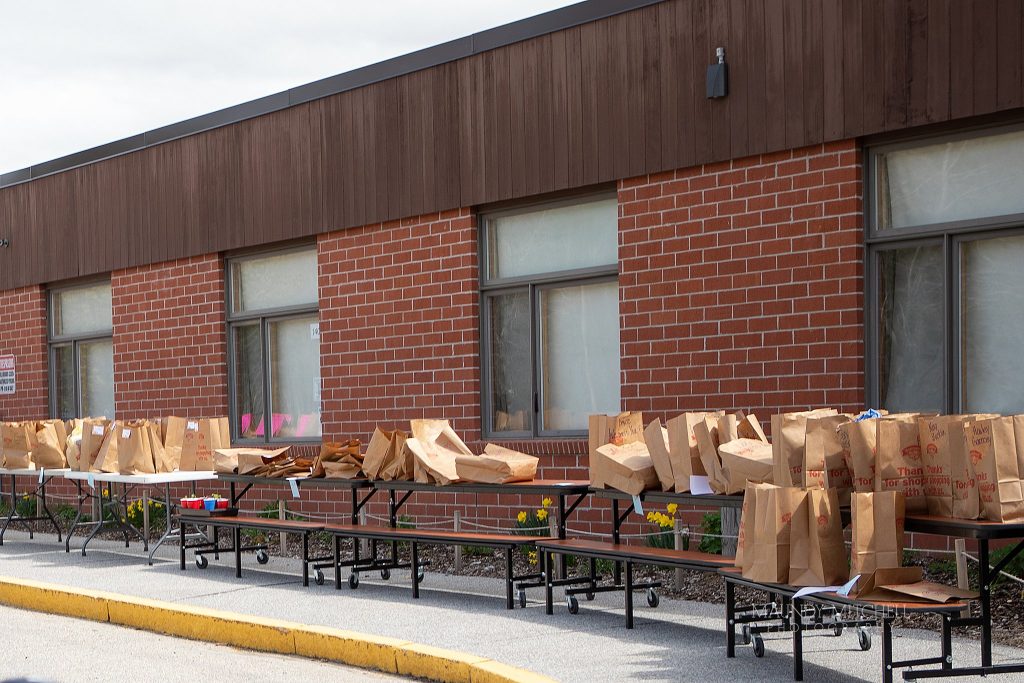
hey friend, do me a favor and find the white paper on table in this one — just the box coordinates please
[287,478,301,498]
[689,475,714,495]
[794,575,861,600]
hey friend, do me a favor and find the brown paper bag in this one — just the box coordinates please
[1,422,36,469]
[736,482,772,572]
[588,412,644,454]
[643,419,675,491]
[919,416,972,518]
[876,415,927,513]
[117,421,156,474]
[408,419,472,486]
[665,415,695,492]
[737,414,768,442]
[362,428,395,480]
[233,447,291,475]
[717,413,740,444]
[590,441,659,495]
[683,412,723,478]
[161,416,187,472]
[79,419,111,471]
[853,566,978,602]
[380,431,413,480]
[850,491,905,578]
[454,444,539,484]
[803,414,851,490]
[969,417,1024,523]
[719,438,774,493]
[694,417,728,493]
[839,419,878,493]
[180,419,220,472]
[33,421,68,469]
[312,440,364,479]
[745,485,808,584]
[772,409,838,488]
[789,487,847,587]
[92,423,120,473]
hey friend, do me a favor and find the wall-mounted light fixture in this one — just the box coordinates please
[706,47,728,99]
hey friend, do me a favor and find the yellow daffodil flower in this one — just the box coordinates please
[541,497,552,508]
[667,503,678,516]
[536,509,548,522]
[517,511,528,524]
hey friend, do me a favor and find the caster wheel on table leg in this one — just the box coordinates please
[752,634,765,658]
[833,622,844,637]
[646,587,659,608]
[348,572,360,589]
[255,549,269,565]
[195,554,208,569]
[566,595,579,615]
[858,627,872,651]
[314,569,325,586]
[518,589,527,608]
[741,625,752,645]
[380,568,391,580]
[416,566,425,584]
[585,590,595,601]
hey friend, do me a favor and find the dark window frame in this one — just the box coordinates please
[47,280,114,419]
[866,122,1024,413]
[226,245,320,445]
[479,193,619,440]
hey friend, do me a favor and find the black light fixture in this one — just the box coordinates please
[706,47,728,99]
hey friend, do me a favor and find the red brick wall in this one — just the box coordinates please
[112,255,229,419]
[0,285,48,421]
[618,140,864,423]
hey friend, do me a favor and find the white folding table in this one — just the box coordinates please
[0,467,69,544]
[61,470,218,563]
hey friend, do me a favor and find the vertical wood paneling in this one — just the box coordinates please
[708,0,732,162]
[821,0,844,140]
[763,0,787,152]
[996,0,1022,110]
[3,0,1024,291]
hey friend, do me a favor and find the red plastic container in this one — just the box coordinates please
[180,497,203,509]
[215,498,229,509]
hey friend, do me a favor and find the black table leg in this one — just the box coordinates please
[411,542,420,599]
[612,498,622,585]
[557,494,567,580]
[979,539,992,667]
[333,535,342,590]
[505,547,514,609]
[793,599,803,681]
[941,614,952,669]
[179,518,186,570]
[234,526,242,578]
[624,560,634,629]
[726,578,736,657]
[544,551,553,615]
[882,617,894,683]
[302,531,310,586]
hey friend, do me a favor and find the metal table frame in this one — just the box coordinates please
[0,468,67,544]
[217,474,376,580]
[61,470,217,563]
[370,480,590,590]
[898,515,1024,680]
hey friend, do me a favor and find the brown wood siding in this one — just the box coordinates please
[2,0,1023,290]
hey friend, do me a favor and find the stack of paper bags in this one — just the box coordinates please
[455,444,538,484]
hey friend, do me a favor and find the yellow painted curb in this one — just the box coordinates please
[0,576,557,683]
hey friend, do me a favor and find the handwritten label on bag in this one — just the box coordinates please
[187,421,199,431]
[92,425,105,436]
[632,495,644,517]
[288,478,301,498]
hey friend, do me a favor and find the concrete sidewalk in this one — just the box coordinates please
[0,531,1020,682]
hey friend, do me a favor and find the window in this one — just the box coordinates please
[481,195,620,437]
[227,247,321,442]
[49,282,114,419]
[868,124,1024,414]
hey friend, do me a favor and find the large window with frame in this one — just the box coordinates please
[49,281,114,419]
[868,124,1024,414]
[481,195,620,437]
[227,247,321,442]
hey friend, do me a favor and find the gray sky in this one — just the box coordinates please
[0,0,578,175]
